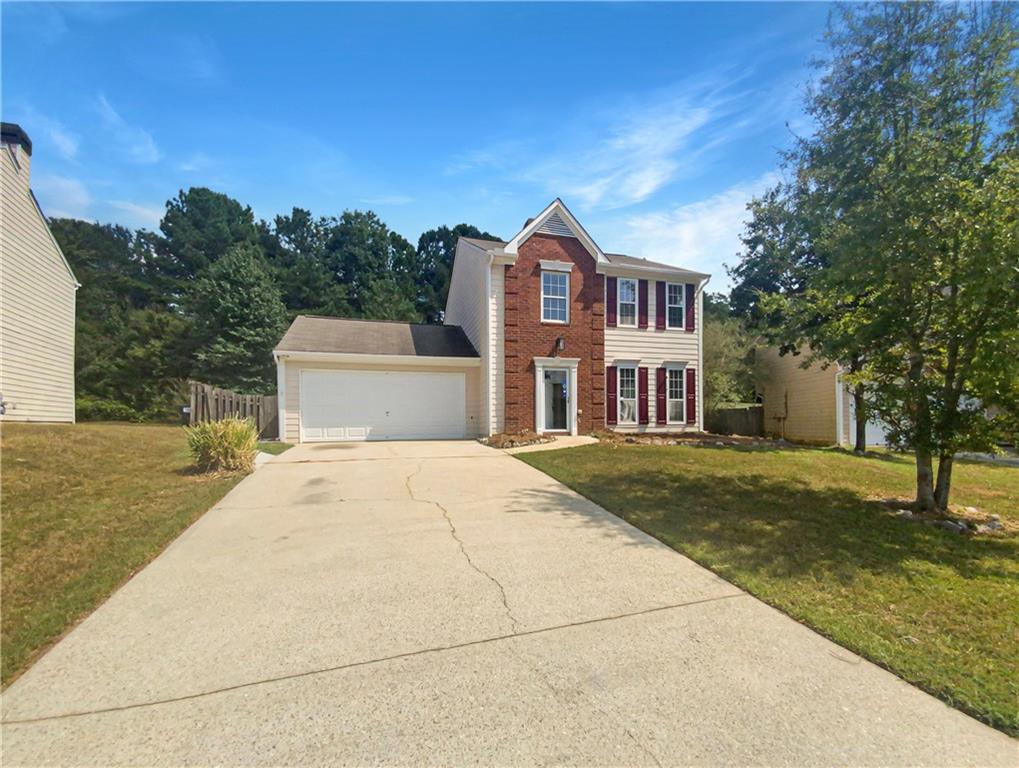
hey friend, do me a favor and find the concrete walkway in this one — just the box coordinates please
[3,441,1014,766]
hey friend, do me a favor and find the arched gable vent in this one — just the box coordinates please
[536,211,575,238]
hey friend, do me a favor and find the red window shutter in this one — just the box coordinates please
[685,283,695,332]
[606,366,618,425]
[656,367,667,425]
[606,276,617,327]
[638,279,649,329]
[655,281,666,330]
[638,367,649,424]
[686,368,697,425]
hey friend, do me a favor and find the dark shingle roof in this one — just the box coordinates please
[275,316,479,358]
[461,236,508,251]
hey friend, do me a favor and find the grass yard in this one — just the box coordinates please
[258,440,293,456]
[518,443,1019,735]
[1,422,247,686]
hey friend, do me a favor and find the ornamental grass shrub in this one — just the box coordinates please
[184,417,258,473]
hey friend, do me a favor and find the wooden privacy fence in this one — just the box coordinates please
[705,405,764,437]
[187,381,279,439]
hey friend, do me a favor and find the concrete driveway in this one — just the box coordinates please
[3,441,1014,766]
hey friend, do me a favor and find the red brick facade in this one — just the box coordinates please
[503,234,605,433]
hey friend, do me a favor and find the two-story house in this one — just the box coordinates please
[274,199,708,442]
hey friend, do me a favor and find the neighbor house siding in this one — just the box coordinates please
[758,346,845,445]
[604,278,702,431]
[280,359,482,443]
[0,147,76,423]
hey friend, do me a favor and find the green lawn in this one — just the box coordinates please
[1,422,246,686]
[518,443,1019,735]
[257,440,293,456]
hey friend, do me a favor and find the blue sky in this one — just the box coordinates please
[2,2,831,287]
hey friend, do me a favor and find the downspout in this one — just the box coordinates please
[696,275,711,431]
[273,351,286,442]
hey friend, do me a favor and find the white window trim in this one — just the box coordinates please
[617,364,638,425]
[541,270,570,325]
[534,357,579,436]
[617,278,637,328]
[665,364,687,425]
[666,282,685,330]
[539,259,573,273]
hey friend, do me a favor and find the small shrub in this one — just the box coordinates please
[76,396,144,422]
[184,417,258,473]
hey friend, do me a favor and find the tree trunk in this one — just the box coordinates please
[853,385,867,454]
[916,450,937,511]
[934,453,954,512]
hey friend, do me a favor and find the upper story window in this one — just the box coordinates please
[618,278,637,326]
[666,282,685,329]
[541,270,569,324]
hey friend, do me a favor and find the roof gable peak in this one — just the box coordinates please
[505,199,607,263]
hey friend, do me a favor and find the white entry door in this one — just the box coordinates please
[300,369,466,441]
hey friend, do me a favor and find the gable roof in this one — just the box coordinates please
[275,315,479,358]
[504,198,608,263]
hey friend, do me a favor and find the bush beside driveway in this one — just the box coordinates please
[518,443,1019,735]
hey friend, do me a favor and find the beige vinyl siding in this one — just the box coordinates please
[0,147,76,423]
[488,264,504,433]
[443,239,491,434]
[280,359,482,443]
[757,347,843,444]
[604,277,702,431]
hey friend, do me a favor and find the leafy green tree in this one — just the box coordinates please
[325,210,421,321]
[702,313,756,412]
[416,224,501,322]
[159,187,257,284]
[259,208,350,317]
[188,244,288,393]
[770,2,1018,510]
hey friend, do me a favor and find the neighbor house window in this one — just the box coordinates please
[618,366,637,423]
[618,278,637,326]
[541,271,569,323]
[667,368,685,423]
[666,283,685,329]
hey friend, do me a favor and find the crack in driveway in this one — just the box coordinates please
[405,463,522,634]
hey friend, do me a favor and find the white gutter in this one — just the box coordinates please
[273,350,481,367]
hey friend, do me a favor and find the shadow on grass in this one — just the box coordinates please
[516,456,1018,586]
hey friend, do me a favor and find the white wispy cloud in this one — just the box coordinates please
[32,174,91,219]
[610,171,781,285]
[97,94,161,164]
[109,200,164,229]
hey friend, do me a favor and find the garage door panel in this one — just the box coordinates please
[300,370,465,442]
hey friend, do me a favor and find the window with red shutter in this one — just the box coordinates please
[606,277,617,327]
[655,368,667,425]
[685,283,695,332]
[655,282,666,330]
[638,367,649,424]
[686,368,697,424]
[638,280,648,329]
[606,365,618,424]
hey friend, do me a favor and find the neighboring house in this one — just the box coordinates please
[0,123,78,423]
[275,199,709,442]
[757,346,855,446]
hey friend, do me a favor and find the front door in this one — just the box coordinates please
[543,369,569,431]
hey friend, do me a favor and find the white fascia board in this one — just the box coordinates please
[274,350,481,367]
[597,263,711,281]
[505,199,608,263]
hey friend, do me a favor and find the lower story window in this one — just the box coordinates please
[619,366,637,423]
[667,368,685,423]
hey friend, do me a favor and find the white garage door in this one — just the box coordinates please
[300,369,466,442]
